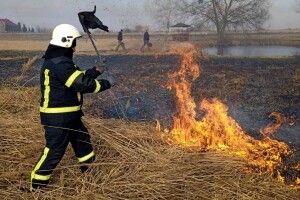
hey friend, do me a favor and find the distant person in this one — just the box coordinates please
[140,29,151,52]
[115,29,127,52]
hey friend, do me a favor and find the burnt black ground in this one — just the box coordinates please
[0,51,299,151]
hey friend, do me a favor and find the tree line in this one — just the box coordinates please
[19,23,34,33]
[10,22,35,33]
[7,22,51,33]
[149,0,271,47]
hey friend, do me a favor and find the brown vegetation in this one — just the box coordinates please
[0,87,299,199]
[0,31,299,53]
[0,55,299,199]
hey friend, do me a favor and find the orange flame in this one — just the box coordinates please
[260,112,296,138]
[260,112,285,138]
[166,45,299,183]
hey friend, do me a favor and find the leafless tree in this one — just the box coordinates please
[179,0,270,47]
[146,0,181,49]
[147,0,179,31]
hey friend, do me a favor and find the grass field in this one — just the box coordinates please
[1,78,299,200]
[0,36,299,199]
[0,31,299,53]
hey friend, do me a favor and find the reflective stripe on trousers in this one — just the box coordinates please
[78,151,95,163]
[30,147,51,191]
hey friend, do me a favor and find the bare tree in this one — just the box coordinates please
[147,0,179,31]
[179,0,270,47]
[147,0,181,49]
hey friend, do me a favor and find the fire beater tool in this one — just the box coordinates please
[78,5,109,64]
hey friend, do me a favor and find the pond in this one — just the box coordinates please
[204,46,300,57]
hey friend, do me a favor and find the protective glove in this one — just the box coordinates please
[95,65,106,74]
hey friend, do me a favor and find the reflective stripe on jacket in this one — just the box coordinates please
[40,56,111,126]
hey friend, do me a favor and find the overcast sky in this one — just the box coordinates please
[0,0,299,31]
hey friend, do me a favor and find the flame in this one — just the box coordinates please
[260,112,285,138]
[277,172,285,183]
[260,112,296,138]
[166,44,299,183]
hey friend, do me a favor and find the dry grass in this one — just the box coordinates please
[0,38,189,56]
[0,31,299,54]
[7,55,41,84]
[0,37,164,55]
[0,53,299,199]
[0,84,300,199]
[0,56,29,61]
[0,40,49,51]
[22,55,40,74]
[294,69,300,82]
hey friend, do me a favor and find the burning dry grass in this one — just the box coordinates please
[0,85,300,199]
[0,49,299,199]
[165,45,300,186]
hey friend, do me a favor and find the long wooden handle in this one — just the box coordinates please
[87,32,102,63]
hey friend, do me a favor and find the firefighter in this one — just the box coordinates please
[30,24,114,191]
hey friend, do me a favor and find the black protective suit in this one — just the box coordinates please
[30,44,111,190]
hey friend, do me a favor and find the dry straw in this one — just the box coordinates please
[21,55,40,74]
[0,86,299,200]
[0,56,299,199]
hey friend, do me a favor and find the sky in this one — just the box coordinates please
[0,0,299,31]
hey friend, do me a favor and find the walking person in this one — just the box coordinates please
[115,29,127,52]
[140,29,151,52]
[30,24,115,191]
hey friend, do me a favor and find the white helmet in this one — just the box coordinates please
[50,24,82,48]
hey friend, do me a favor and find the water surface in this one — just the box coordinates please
[204,46,300,57]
